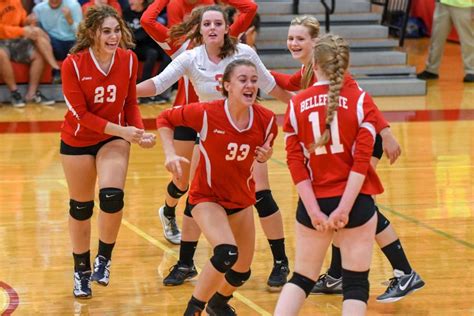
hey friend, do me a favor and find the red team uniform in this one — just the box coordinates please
[61,48,144,146]
[141,0,257,106]
[157,99,278,209]
[284,80,384,197]
[273,67,390,134]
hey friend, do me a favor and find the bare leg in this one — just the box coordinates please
[0,49,17,91]
[25,49,45,100]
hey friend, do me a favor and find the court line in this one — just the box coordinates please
[378,204,474,250]
[268,158,474,250]
[56,180,271,314]
[122,219,272,316]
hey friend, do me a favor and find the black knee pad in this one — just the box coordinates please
[342,269,370,303]
[167,181,188,199]
[255,190,279,218]
[99,188,124,213]
[372,134,383,159]
[288,272,316,297]
[225,269,251,287]
[375,205,390,234]
[210,244,238,273]
[69,199,94,221]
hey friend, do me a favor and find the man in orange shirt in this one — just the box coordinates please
[0,0,59,107]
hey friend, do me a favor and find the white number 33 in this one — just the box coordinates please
[225,143,250,161]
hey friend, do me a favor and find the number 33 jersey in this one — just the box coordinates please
[61,48,144,147]
[157,99,278,209]
[284,81,384,198]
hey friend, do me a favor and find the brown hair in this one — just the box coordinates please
[70,5,135,54]
[221,59,257,98]
[289,15,320,89]
[313,33,349,147]
[169,5,237,59]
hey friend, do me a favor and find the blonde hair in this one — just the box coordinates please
[290,15,320,89]
[70,5,134,54]
[169,5,237,59]
[313,33,349,147]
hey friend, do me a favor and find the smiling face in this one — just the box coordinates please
[94,16,121,56]
[224,65,259,108]
[287,24,317,64]
[200,10,228,46]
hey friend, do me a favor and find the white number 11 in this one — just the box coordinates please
[308,112,344,155]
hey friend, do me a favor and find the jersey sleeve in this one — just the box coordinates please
[222,0,258,38]
[271,70,302,91]
[140,0,182,58]
[244,45,276,94]
[151,50,189,95]
[61,57,109,134]
[352,92,378,175]
[123,51,144,129]
[156,102,204,132]
[284,99,311,184]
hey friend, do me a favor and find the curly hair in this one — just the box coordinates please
[70,5,135,54]
[313,33,349,147]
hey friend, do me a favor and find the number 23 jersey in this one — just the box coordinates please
[157,99,278,209]
[61,48,144,147]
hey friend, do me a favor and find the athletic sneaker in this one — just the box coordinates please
[376,269,425,303]
[30,90,55,105]
[163,262,198,286]
[10,90,26,108]
[90,255,111,286]
[267,260,290,291]
[158,205,181,245]
[73,271,92,299]
[310,272,342,295]
[206,296,236,316]
[183,303,203,316]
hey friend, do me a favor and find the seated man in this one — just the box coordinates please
[32,0,83,83]
[0,0,59,107]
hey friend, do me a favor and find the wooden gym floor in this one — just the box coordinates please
[0,39,473,315]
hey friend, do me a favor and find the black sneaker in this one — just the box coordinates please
[153,95,170,104]
[206,300,237,316]
[73,271,92,299]
[30,90,55,105]
[376,269,425,303]
[416,70,439,80]
[90,255,111,286]
[163,262,198,286]
[310,272,342,295]
[463,74,474,83]
[183,303,203,316]
[10,90,26,108]
[267,260,289,291]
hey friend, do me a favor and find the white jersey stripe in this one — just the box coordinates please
[71,59,80,81]
[356,92,366,126]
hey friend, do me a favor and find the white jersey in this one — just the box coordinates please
[152,43,276,102]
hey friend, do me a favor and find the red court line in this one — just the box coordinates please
[0,281,19,315]
[0,109,473,133]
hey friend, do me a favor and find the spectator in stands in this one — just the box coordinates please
[82,0,122,16]
[32,0,83,84]
[123,0,171,104]
[0,0,59,107]
[417,0,473,83]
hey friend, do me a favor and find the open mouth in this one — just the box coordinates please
[208,33,218,39]
[106,42,118,49]
[243,92,254,100]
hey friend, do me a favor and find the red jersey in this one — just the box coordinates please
[284,80,384,198]
[272,67,390,133]
[157,99,278,209]
[61,48,144,147]
[141,0,258,106]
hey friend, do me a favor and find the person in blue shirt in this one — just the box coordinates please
[32,0,83,82]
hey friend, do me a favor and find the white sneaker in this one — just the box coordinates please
[158,205,181,245]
